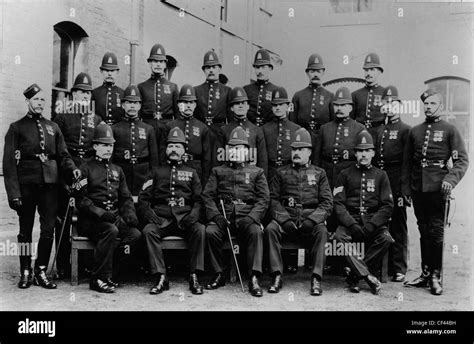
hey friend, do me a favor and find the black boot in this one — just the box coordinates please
[346,272,360,293]
[189,273,204,295]
[18,256,32,289]
[429,270,443,296]
[90,278,115,293]
[149,274,169,295]
[310,274,322,296]
[364,274,382,295]
[248,275,263,297]
[205,273,225,290]
[267,273,282,293]
[33,267,57,289]
[404,265,430,288]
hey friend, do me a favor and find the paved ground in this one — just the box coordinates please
[0,169,472,312]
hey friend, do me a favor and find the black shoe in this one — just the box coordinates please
[392,273,405,282]
[365,274,382,295]
[189,273,204,295]
[429,270,443,296]
[90,278,115,293]
[149,274,169,295]
[106,278,119,288]
[33,268,57,289]
[18,268,33,289]
[248,275,263,297]
[310,275,322,296]
[205,273,225,290]
[267,273,282,293]
[346,273,360,293]
[404,266,430,288]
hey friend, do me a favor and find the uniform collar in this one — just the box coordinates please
[256,79,269,86]
[103,81,115,87]
[125,116,140,123]
[356,163,372,170]
[151,73,165,81]
[425,116,441,123]
[206,80,219,85]
[292,162,309,169]
[95,156,111,164]
[273,116,288,123]
[228,161,247,169]
[388,118,400,124]
[365,82,378,89]
[166,159,183,167]
[233,115,248,124]
[26,111,43,119]
[335,116,349,123]
[308,83,322,89]
[179,113,194,120]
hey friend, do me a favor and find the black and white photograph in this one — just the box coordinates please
[0,0,473,338]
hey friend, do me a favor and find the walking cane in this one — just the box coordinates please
[220,199,245,293]
[440,193,453,289]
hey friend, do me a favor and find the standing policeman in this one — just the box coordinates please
[203,127,270,297]
[217,87,268,173]
[112,84,159,196]
[262,87,301,181]
[162,84,212,186]
[290,54,334,146]
[264,128,333,295]
[137,127,206,295]
[403,89,468,295]
[374,86,411,282]
[53,72,102,278]
[194,51,231,167]
[76,123,141,293]
[3,84,79,289]
[351,53,386,141]
[138,44,179,157]
[243,49,279,126]
[333,131,394,295]
[92,52,125,125]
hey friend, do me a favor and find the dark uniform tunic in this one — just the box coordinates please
[203,162,270,274]
[265,163,333,277]
[351,84,385,140]
[314,118,366,188]
[112,118,159,195]
[333,164,394,278]
[76,157,141,280]
[290,84,334,145]
[138,74,179,123]
[3,112,76,269]
[217,117,268,174]
[92,82,125,125]
[243,80,279,126]
[162,115,212,186]
[402,118,468,272]
[262,117,301,181]
[137,162,205,274]
[374,118,411,275]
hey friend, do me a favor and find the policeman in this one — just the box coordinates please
[137,127,206,295]
[314,87,366,189]
[76,123,141,293]
[290,53,334,146]
[53,72,102,278]
[264,128,333,295]
[203,126,270,297]
[333,130,394,295]
[216,87,268,174]
[351,53,386,140]
[138,43,179,159]
[194,51,231,167]
[374,86,411,282]
[112,84,159,196]
[403,89,468,295]
[243,49,279,126]
[92,52,125,125]
[162,84,212,186]
[3,84,78,289]
[262,87,301,181]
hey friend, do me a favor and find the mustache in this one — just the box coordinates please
[293,155,300,159]
[312,76,320,80]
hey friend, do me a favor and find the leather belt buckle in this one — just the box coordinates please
[331,154,340,164]
[168,199,177,207]
[275,160,283,167]
[255,116,263,126]
[37,153,48,162]
[295,203,303,209]
[205,117,213,126]
[359,206,367,215]
[154,112,162,120]
[365,120,372,128]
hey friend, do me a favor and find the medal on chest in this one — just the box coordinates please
[193,126,200,137]
[45,124,54,136]
[307,173,316,186]
[245,172,250,184]
[163,84,171,94]
[367,179,375,192]
[265,91,272,101]
[433,130,444,142]
[389,130,398,140]
[138,127,146,139]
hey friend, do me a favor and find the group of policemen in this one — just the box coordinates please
[3,45,468,298]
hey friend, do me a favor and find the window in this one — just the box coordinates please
[51,21,88,118]
[425,76,470,150]
[330,0,372,13]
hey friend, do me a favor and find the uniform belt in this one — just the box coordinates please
[204,117,225,126]
[269,160,291,168]
[96,201,118,212]
[363,120,384,128]
[348,206,378,215]
[114,156,149,165]
[69,148,94,158]
[21,153,57,161]
[417,159,447,168]
[222,198,255,206]
[305,121,321,131]
[283,200,316,209]
[323,155,355,164]
[155,199,194,207]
